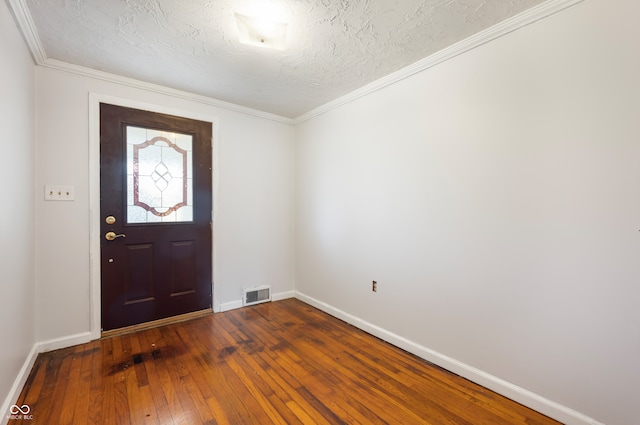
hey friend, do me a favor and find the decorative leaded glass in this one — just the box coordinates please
[126,126,193,223]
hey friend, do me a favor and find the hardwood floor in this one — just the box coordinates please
[16,299,560,424]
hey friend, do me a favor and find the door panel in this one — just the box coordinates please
[169,240,196,296]
[100,103,212,331]
[124,243,155,305]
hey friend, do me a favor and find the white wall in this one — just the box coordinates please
[294,0,640,424]
[35,67,295,341]
[0,0,36,413]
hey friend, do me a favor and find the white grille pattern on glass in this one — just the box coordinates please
[126,126,193,223]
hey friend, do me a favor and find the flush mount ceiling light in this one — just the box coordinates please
[233,2,289,50]
[234,12,288,50]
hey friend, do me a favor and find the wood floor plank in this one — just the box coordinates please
[41,347,75,424]
[16,351,46,412]
[14,299,561,425]
[135,328,178,425]
[157,326,214,425]
[74,342,99,423]
[56,344,83,424]
[220,312,336,424]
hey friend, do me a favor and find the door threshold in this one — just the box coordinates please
[101,308,213,339]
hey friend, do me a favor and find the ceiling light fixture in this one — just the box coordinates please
[234,2,289,50]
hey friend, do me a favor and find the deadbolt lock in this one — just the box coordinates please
[105,215,116,225]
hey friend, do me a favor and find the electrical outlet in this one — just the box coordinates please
[44,185,75,201]
[372,280,377,292]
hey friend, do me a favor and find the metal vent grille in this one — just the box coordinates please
[243,285,271,306]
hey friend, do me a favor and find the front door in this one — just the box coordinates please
[100,103,212,331]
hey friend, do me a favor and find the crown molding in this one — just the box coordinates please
[7,0,585,126]
[39,59,295,124]
[5,0,293,125]
[6,0,46,63]
[293,0,587,124]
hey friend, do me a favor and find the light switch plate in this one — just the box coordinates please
[44,185,75,201]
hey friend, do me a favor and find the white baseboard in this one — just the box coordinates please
[219,299,243,312]
[1,291,292,424]
[1,344,38,425]
[36,332,92,353]
[13,291,599,425]
[220,290,295,312]
[271,290,295,301]
[294,291,603,425]
[1,331,92,425]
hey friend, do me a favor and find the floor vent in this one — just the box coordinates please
[243,285,272,306]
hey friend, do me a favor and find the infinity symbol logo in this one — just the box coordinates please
[9,404,30,415]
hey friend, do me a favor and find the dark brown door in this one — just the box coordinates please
[100,103,212,331]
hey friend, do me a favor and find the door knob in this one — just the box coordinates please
[105,231,126,241]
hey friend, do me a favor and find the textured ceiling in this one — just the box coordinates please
[23,0,546,118]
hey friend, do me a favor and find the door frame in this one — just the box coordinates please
[88,93,220,340]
